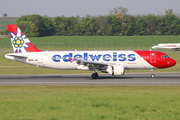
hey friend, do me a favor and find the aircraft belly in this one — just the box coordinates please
[43,60,77,70]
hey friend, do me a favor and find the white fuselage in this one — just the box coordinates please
[5,50,154,70]
[152,43,180,49]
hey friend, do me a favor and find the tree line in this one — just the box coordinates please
[5,11,180,37]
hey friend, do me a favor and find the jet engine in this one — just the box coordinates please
[106,65,125,75]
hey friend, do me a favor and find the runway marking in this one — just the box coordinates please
[1,82,180,84]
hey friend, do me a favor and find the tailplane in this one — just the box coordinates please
[7,24,41,53]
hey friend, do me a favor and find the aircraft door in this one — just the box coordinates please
[37,53,44,66]
[150,52,156,63]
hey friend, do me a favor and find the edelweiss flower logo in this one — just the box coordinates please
[13,37,24,48]
[10,27,29,53]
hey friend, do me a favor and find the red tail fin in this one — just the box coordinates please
[7,24,42,53]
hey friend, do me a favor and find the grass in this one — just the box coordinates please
[0,36,180,120]
[1,36,180,50]
[0,17,18,31]
[0,85,180,120]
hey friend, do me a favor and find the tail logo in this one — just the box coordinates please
[13,37,24,48]
[8,24,42,53]
[10,27,29,53]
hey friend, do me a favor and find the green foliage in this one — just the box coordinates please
[125,15,139,34]
[14,14,180,36]
[42,17,55,36]
[16,14,54,37]
[16,21,39,37]
[53,16,79,36]
[123,19,133,36]
[144,14,158,35]
[158,15,180,35]
[134,18,148,35]
[105,24,113,35]
[79,18,94,35]
[1,28,8,35]
[93,16,112,36]
[3,13,7,17]
[164,9,173,15]
[109,7,128,16]
[111,16,121,35]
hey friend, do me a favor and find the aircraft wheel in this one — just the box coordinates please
[91,73,98,79]
[151,74,155,78]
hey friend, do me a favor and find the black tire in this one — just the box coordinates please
[91,73,98,79]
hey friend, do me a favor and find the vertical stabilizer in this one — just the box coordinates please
[7,24,41,53]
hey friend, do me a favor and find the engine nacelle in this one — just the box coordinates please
[77,65,89,70]
[106,65,124,76]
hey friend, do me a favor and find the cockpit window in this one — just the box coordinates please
[161,55,169,59]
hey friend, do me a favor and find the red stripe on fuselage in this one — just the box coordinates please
[168,45,177,47]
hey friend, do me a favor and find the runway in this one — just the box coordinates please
[0,72,180,85]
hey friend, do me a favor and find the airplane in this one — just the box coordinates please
[4,24,176,79]
[152,43,180,51]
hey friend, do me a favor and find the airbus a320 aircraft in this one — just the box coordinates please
[152,43,180,51]
[5,25,176,79]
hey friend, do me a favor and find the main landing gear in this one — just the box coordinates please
[151,69,155,78]
[91,72,98,79]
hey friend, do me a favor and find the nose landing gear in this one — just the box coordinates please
[151,69,155,78]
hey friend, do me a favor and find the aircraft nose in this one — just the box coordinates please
[168,59,176,67]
